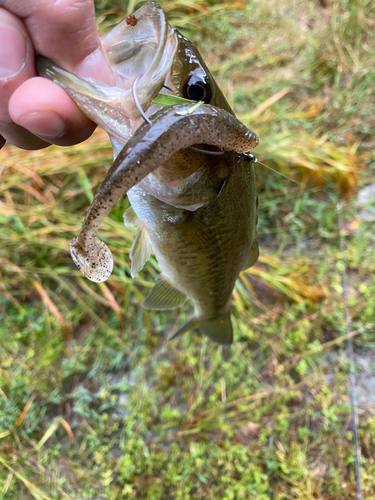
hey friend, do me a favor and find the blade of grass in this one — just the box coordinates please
[0,457,52,500]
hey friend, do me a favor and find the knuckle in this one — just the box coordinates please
[30,0,98,63]
[50,0,95,25]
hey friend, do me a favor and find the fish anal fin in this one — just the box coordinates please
[168,317,198,341]
[169,312,233,345]
[142,275,187,310]
[241,240,259,271]
[130,223,151,278]
[124,205,139,227]
[173,214,215,248]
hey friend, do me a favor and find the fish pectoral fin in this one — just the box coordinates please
[241,240,259,271]
[142,275,187,310]
[169,312,233,345]
[123,205,139,227]
[129,223,151,278]
[173,214,215,248]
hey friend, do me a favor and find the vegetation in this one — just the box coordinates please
[1,0,375,498]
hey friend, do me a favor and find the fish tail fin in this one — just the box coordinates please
[197,313,233,345]
[169,312,233,345]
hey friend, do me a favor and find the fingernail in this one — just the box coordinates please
[77,46,114,85]
[0,23,28,78]
[17,111,66,139]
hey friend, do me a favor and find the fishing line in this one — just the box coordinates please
[254,158,301,186]
[337,202,362,500]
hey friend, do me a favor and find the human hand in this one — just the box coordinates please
[0,0,113,150]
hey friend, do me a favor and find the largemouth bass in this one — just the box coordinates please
[36,1,259,344]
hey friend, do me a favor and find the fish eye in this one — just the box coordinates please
[183,80,212,103]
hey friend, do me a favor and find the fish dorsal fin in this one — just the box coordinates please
[123,205,139,227]
[241,240,259,271]
[129,223,151,278]
[142,275,187,310]
[174,214,215,248]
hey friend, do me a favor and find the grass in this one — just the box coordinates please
[1,0,375,498]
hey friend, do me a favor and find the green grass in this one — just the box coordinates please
[1,0,375,498]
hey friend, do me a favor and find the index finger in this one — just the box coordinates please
[1,0,110,77]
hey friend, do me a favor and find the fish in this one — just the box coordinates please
[36,1,259,345]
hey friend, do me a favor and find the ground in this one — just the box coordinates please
[1,0,375,498]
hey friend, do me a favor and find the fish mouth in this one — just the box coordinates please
[101,2,178,115]
[36,3,178,146]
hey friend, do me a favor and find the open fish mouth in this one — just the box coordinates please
[36,2,178,147]
[101,2,178,116]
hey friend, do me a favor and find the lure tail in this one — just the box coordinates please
[169,311,233,345]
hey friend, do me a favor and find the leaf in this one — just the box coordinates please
[15,393,37,428]
[36,419,61,450]
[152,94,195,106]
[35,418,75,450]
[0,457,52,500]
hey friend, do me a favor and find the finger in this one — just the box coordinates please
[1,0,113,82]
[0,7,49,149]
[9,77,96,147]
[0,1,113,149]
[0,123,50,150]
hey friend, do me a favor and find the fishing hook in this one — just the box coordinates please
[189,146,225,156]
[162,83,174,92]
[132,75,151,125]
